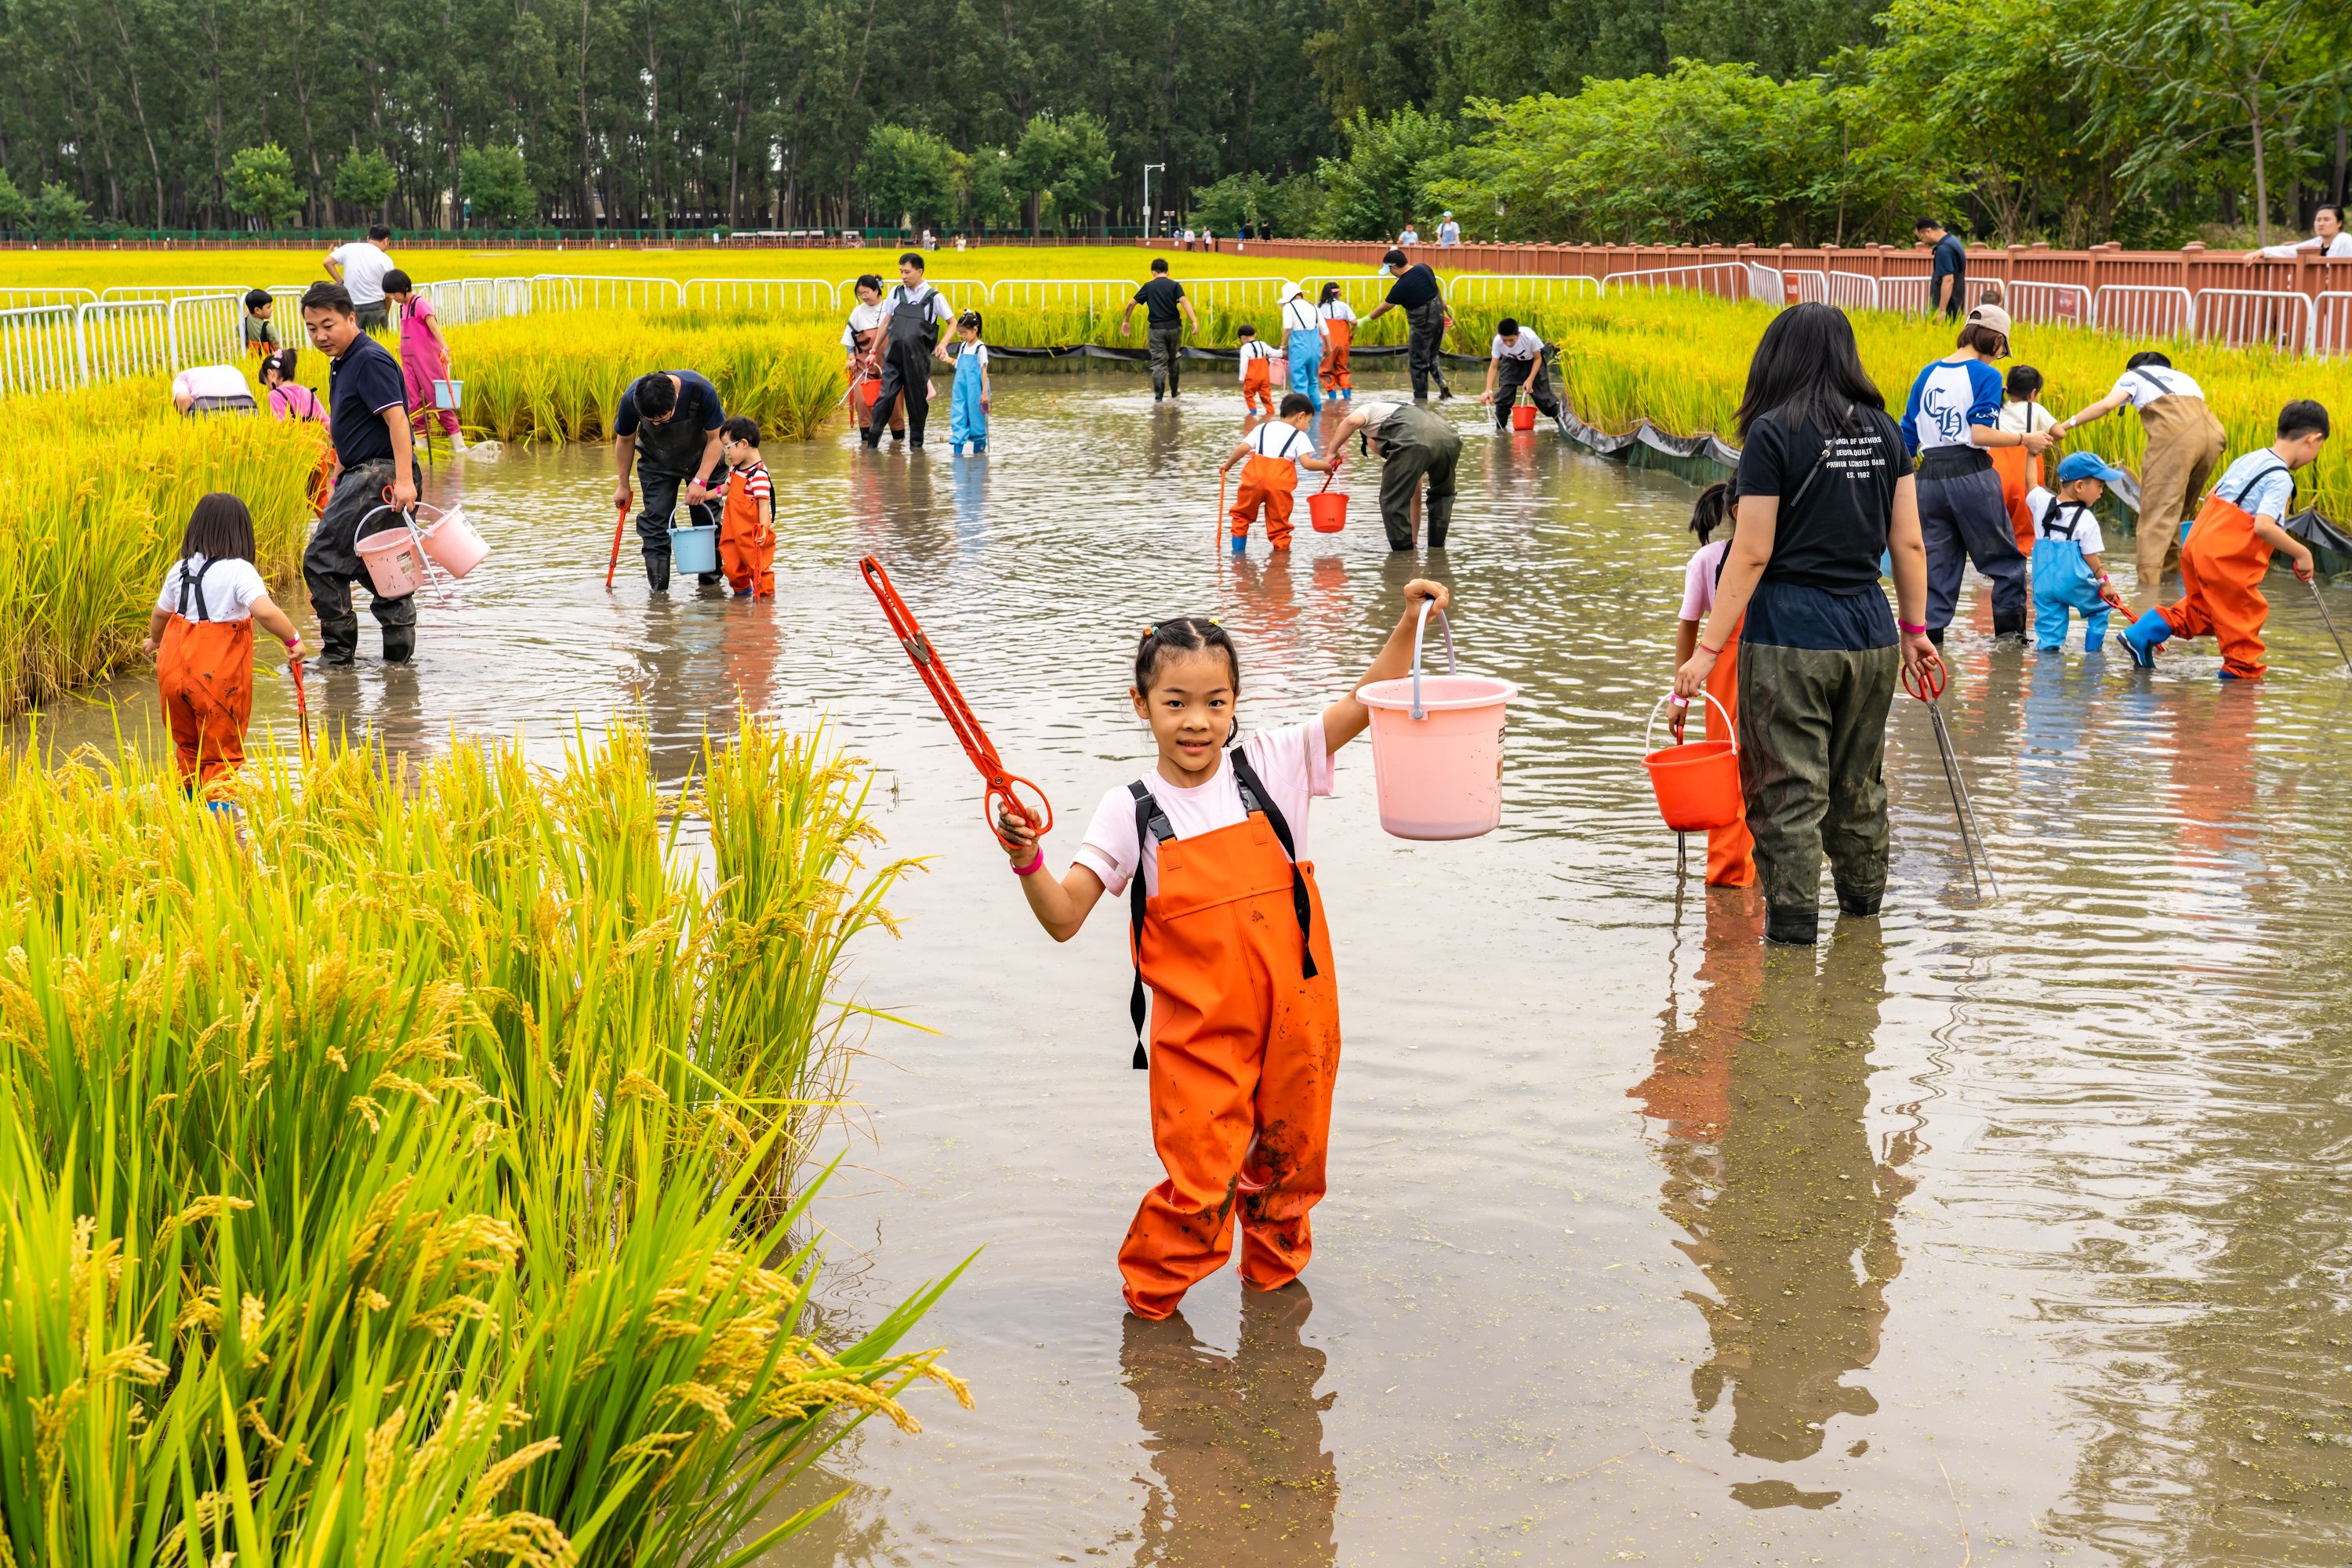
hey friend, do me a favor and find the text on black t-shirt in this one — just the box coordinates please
[1732,405,1906,595]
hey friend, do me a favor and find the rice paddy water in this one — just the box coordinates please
[13,365,2350,1565]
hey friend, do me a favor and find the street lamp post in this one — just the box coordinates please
[1143,163,1166,237]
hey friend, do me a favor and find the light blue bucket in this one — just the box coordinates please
[670,524,718,575]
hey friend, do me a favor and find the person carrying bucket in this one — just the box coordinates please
[1219,392,1338,554]
[298,281,421,665]
[1236,325,1276,417]
[717,415,775,598]
[947,310,991,455]
[1316,283,1357,401]
[1479,318,1561,430]
[2026,452,2129,653]
[1277,283,1323,412]
[1671,481,1753,887]
[612,367,727,591]
[1327,401,1462,551]
[992,581,1453,1320]
[380,270,464,453]
[841,274,906,443]
[2117,400,2327,678]
[143,492,306,806]
[860,252,956,449]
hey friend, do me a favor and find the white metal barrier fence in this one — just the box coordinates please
[1602,264,1755,302]
[2192,288,2314,352]
[78,299,176,382]
[989,278,1138,311]
[0,288,98,311]
[1998,280,2092,325]
[0,306,84,397]
[2093,285,2194,339]
[1875,274,1932,313]
[528,274,685,313]
[1746,263,1785,303]
[2317,293,2352,356]
[681,277,841,314]
[423,276,537,325]
[168,293,242,368]
[1444,274,1601,307]
[1178,276,1298,312]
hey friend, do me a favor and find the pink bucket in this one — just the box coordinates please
[416,504,490,579]
[1355,604,1517,840]
[355,517,426,600]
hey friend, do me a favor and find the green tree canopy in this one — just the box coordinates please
[458,145,535,226]
[227,143,305,227]
[334,149,397,212]
[0,172,29,231]
[857,123,958,229]
[1316,105,1457,241]
[1011,112,1114,233]
[30,181,89,236]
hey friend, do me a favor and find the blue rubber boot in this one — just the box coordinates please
[2116,608,2169,669]
[1230,533,1247,555]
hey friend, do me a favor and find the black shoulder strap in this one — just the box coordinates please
[1127,781,1174,1070]
[2129,366,2178,400]
[177,557,217,622]
[2228,459,2291,511]
[1228,748,1319,985]
[2037,494,2081,540]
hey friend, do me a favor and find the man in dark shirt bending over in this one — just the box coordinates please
[300,281,420,664]
[613,368,728,590]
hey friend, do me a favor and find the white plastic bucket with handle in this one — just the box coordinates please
[354,507,426,600]
[413,501,490,579]
[1354,602,1518,840]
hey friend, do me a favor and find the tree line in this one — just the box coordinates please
[0,0,2343,245]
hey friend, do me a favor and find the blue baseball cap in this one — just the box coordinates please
[2056,451,2127,485]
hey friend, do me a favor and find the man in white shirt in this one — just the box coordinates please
[1479,318,1560,428]
[2249,204,2352,261]
[1437,212,1461,246]
[861,251,956,448]
[323,225,397,332]
[2050,350,2227,591]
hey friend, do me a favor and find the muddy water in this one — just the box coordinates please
[30,376,2352,1564]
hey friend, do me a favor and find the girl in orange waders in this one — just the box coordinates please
[717,415,775,597]
[1218,392,1338,554]
[1316,283,1357,401]
[1991,364,2055,555]
[2118,400,2328,679]
[1236,325,1276,416]
[1670,481,1755,887]
[997,583,1452,1319]
[142,492,307,805]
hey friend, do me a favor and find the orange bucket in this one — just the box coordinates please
[858,378,880,409]
[1642,693,1741,832]
[1510,402,1537,430]
[1308,490,1347,532]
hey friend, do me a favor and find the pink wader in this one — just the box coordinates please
[399,295,462,440]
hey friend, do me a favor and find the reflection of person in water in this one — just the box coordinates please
[1635,915,1912,1475]
[1123,1287,1337,1567]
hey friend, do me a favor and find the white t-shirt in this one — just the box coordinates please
[886,282,955,324]
[1075,720,1335,898]
[1319,299,1358,324]
[2026,488,2105,555]
[840,299,887,348]
[157,554,270,622]
[1246,421,1317,462]
[329,241,395,305]
[953,342,989,367]
[172,365,252,403]
[2111,365,2204,408]
[1279,297,1321,336]
[2259,232,2352,260]
[1997,399,2057,434]
[1490,330,1545,361]
[1237,339,1274,379]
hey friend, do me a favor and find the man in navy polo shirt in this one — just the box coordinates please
[299,281,420,664]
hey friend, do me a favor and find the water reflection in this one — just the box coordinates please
[1122,1287,1336,1567]
[1636,903,1913,1500]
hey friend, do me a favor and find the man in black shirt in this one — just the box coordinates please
[1360,249,1454,400]
[1120,258,1202,401]
[1916,219,1967,320]
[299,281,420,664]
[612,368,727,589]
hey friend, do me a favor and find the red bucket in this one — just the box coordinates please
[858,378,879,409]
[1642,693,1741,832]
[1510,402,1537,430]
[1308,490,1348,532]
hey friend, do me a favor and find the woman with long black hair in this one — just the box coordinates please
[1675,303,1934,946]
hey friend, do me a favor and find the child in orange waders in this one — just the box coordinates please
[1991,364,2056,555]
[1236,325,1276,417]
[1671,481,1754,887]
[717,415,775,597]
[1316,283,1357,401]
[1218,392,1338,554]
[2118,399,2327,679]
[141,492,306,805]
[996,583,1452,1319]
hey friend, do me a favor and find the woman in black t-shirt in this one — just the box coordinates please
[1673,303,1934,946]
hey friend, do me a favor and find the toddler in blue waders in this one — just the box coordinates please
[2027,451,2131,652]
[949,310,990,455]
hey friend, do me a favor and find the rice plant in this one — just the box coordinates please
[453,315,844,445]
[0,717,967,1568]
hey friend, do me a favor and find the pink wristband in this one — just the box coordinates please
[1899,620,1927,636]
[1012,849,1045,877]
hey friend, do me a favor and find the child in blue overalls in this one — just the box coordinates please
[949,309,990,455]
[2029,450,2131,652]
